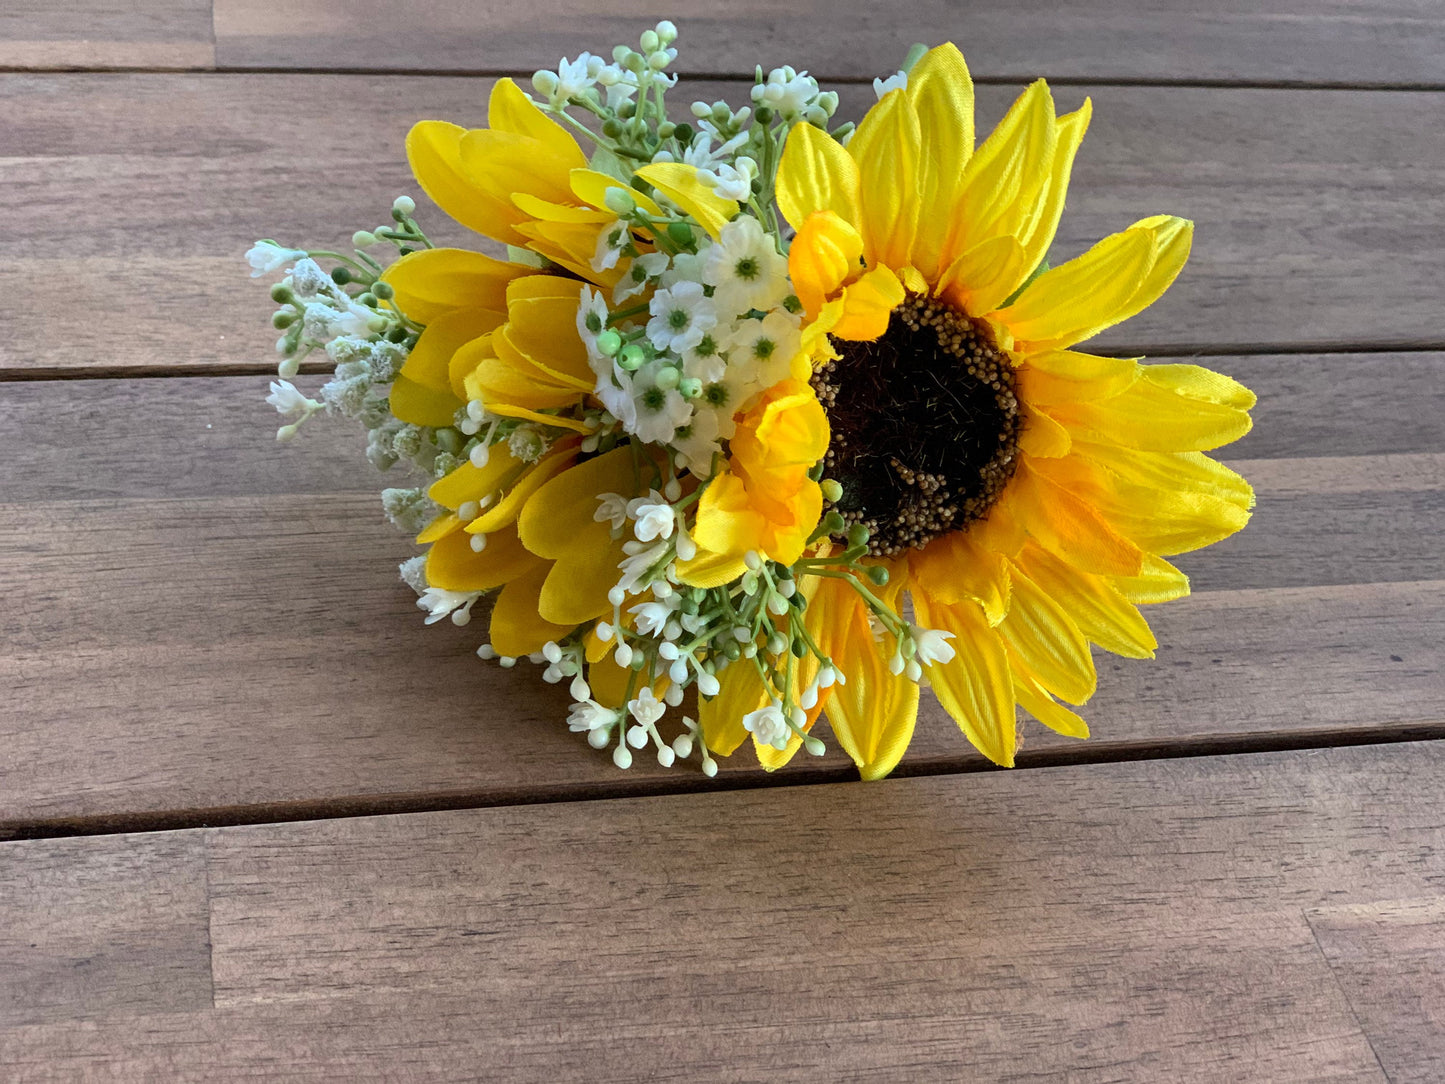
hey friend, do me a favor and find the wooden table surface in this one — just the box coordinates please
[3,2,1443,1080]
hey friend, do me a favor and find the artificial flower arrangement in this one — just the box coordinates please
[248,24,1255,779]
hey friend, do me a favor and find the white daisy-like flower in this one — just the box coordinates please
[698,160,756,203]
[576,287,611,361]
[595,365,639,432]
[613,250,670,304]
[741,702,791,750]
[554,52,599,100]
[874,70,908,98]
[646,281,716,354]
[731,310,803,390]
[659,249,707,290]
[752,66,821,119]
[679,323,732,384]
[627,494,676,542]
[628,360,693,445]
[701,215,790,317]
[246,241,306,277]
[671,406,724,476]
[590,219,630,273]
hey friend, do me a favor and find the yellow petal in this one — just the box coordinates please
[949,80,1056,266]
[1013,671,1090,738]
[996,560,1096,705]
[459,128,576,220]
[537,537,620,625]
[905,43,976,279]
[415,511,461,546]
[425,524,539,592]
[569,169,662,216]
[831,265,905,340]
[1016,543,1157,659]
[908,529,1011,623]
[912,590,1017,766]
[998,217,1194,350]
[490,560,574,657]
[937,234,1029,318]
[518,446,637,559]
[1110,554,1191,605]
[390,373,461,427]
[822,580,920,779]
[847,88,920,270]
[513,218,623,286]
[776,122,862,231]
[1018,402,1072,459]
[1014,100,1092,279]
[511,192,613,224]
[1077,440,1254,509]
[405,121,522,243]
[700,661,768,757]
[467,444,578,535]
[380,247,524,324]
[1018,350,1140,406]
[403,308,507,397]
[1011,461,1146,576]
[634,162,738,240]
[487,78,587,168]
[789,210,864,319]
[428,450,522,511]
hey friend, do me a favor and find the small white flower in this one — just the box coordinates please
[595,364,639,432]
[616,540,671,594]
[507,425,549,463]
[398,555,428,595]
[567,699,617,734]
[246,241,306,277]
[303,299,373,342]
[576,287,611,361]
[265,379,317,417]
[287,258,335,299]
[591,219,630,273]
[628,686,666,728]
[594,492,629,532]
[874,70,908,99]
[629,498,676,543]
[659,248,707,290]
[732,310,803,389]
[628,361,693,445]
[741,702,791,750]
[416,587,481,626]
[698,160,755,202]
[554,52,599,100]
[613,251,670,304]
[670,407,723,476]
[679,323,733,385]
[646,281,716,354]
[910,626,957,667]
[701,216,790,318]
[752,66,820,119]
[630,596,679,637]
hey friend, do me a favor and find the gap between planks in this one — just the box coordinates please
[4,724,1443,845]
[5,63,1445,92]
[5,341,1445,384]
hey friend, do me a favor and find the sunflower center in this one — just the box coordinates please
[812,293,1022,557]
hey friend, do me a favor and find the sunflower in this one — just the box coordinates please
[761,43,1256,778]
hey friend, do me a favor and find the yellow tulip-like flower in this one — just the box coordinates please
[772,43,1256,778]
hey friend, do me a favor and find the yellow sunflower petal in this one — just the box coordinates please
[1077,440,1254,509]
[1012,461,1146,576]
[1015,100,1092,277]
[633,162,738,240]
[487,78,587,167]
[823,582,920,780]
[1046,367,1253,452]
[1016,543,1157,659]
[1013,671,1090,739]
[937,234,1029,318]
[831,264,906,340]
[998,216,1193,350]
[1110,554,1191,605]
[490,560,575,657]
[380,247,524,324]
[1018,402,1073,458]
[997,560,1097,705]
[402,308,507,396]
[700,661,768,757]
[905,43,976,279]
[847,87,920,270]
[776,121,862,231]
[468,444,578,535]
[789,210,865,319]
[519,445,637,559]
[912,590,1017,766]
[415,511,460,546]
[1018,350,1140,406]
[425,523,539,592]
[569,169,663,216]
[908,529,1011,623]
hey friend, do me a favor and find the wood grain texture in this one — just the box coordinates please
[5,75,1445,376]
[210,0,1445,86]
[0,833,211,1027]
[1307,898,1445,1084]
[3,742,1441,1079]
[0,0,214,69]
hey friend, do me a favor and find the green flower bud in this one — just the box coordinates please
[847,522,871,548]
[867,565,890,586]
[820,479,843,503]
[271,310,296,329]
[618,343,648,370]
[602,118,623,139]
[654,365,681,391]
[269,282,294,304]
[531,70,559,97]
[392,195,416,216]
[678,377,703,399]
[657,121,676,139]
[640,30,660,53]
[754,105,774,125]
[357,293,378,308]
[371,281,394,300]
[822,511,846,535]
[667,220,694,247]
[603,187,636,215]
[595,329,623,357]
[331,267,352,286]
[671,122,694,146]
[352,230,377,249]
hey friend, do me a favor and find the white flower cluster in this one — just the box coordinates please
[578,216,798,474]
[531,21,680,114]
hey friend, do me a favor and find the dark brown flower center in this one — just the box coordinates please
[812,293,1022,558]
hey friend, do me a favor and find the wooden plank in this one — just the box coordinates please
[211,0,1445,86]
[1308,898,1445,1084]
[4,75,1445,376]
[4,742,1442,1077]
[0,833,211,1027]
[0,1,214,70]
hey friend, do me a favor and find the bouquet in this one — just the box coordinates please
[247,24,1255,778]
